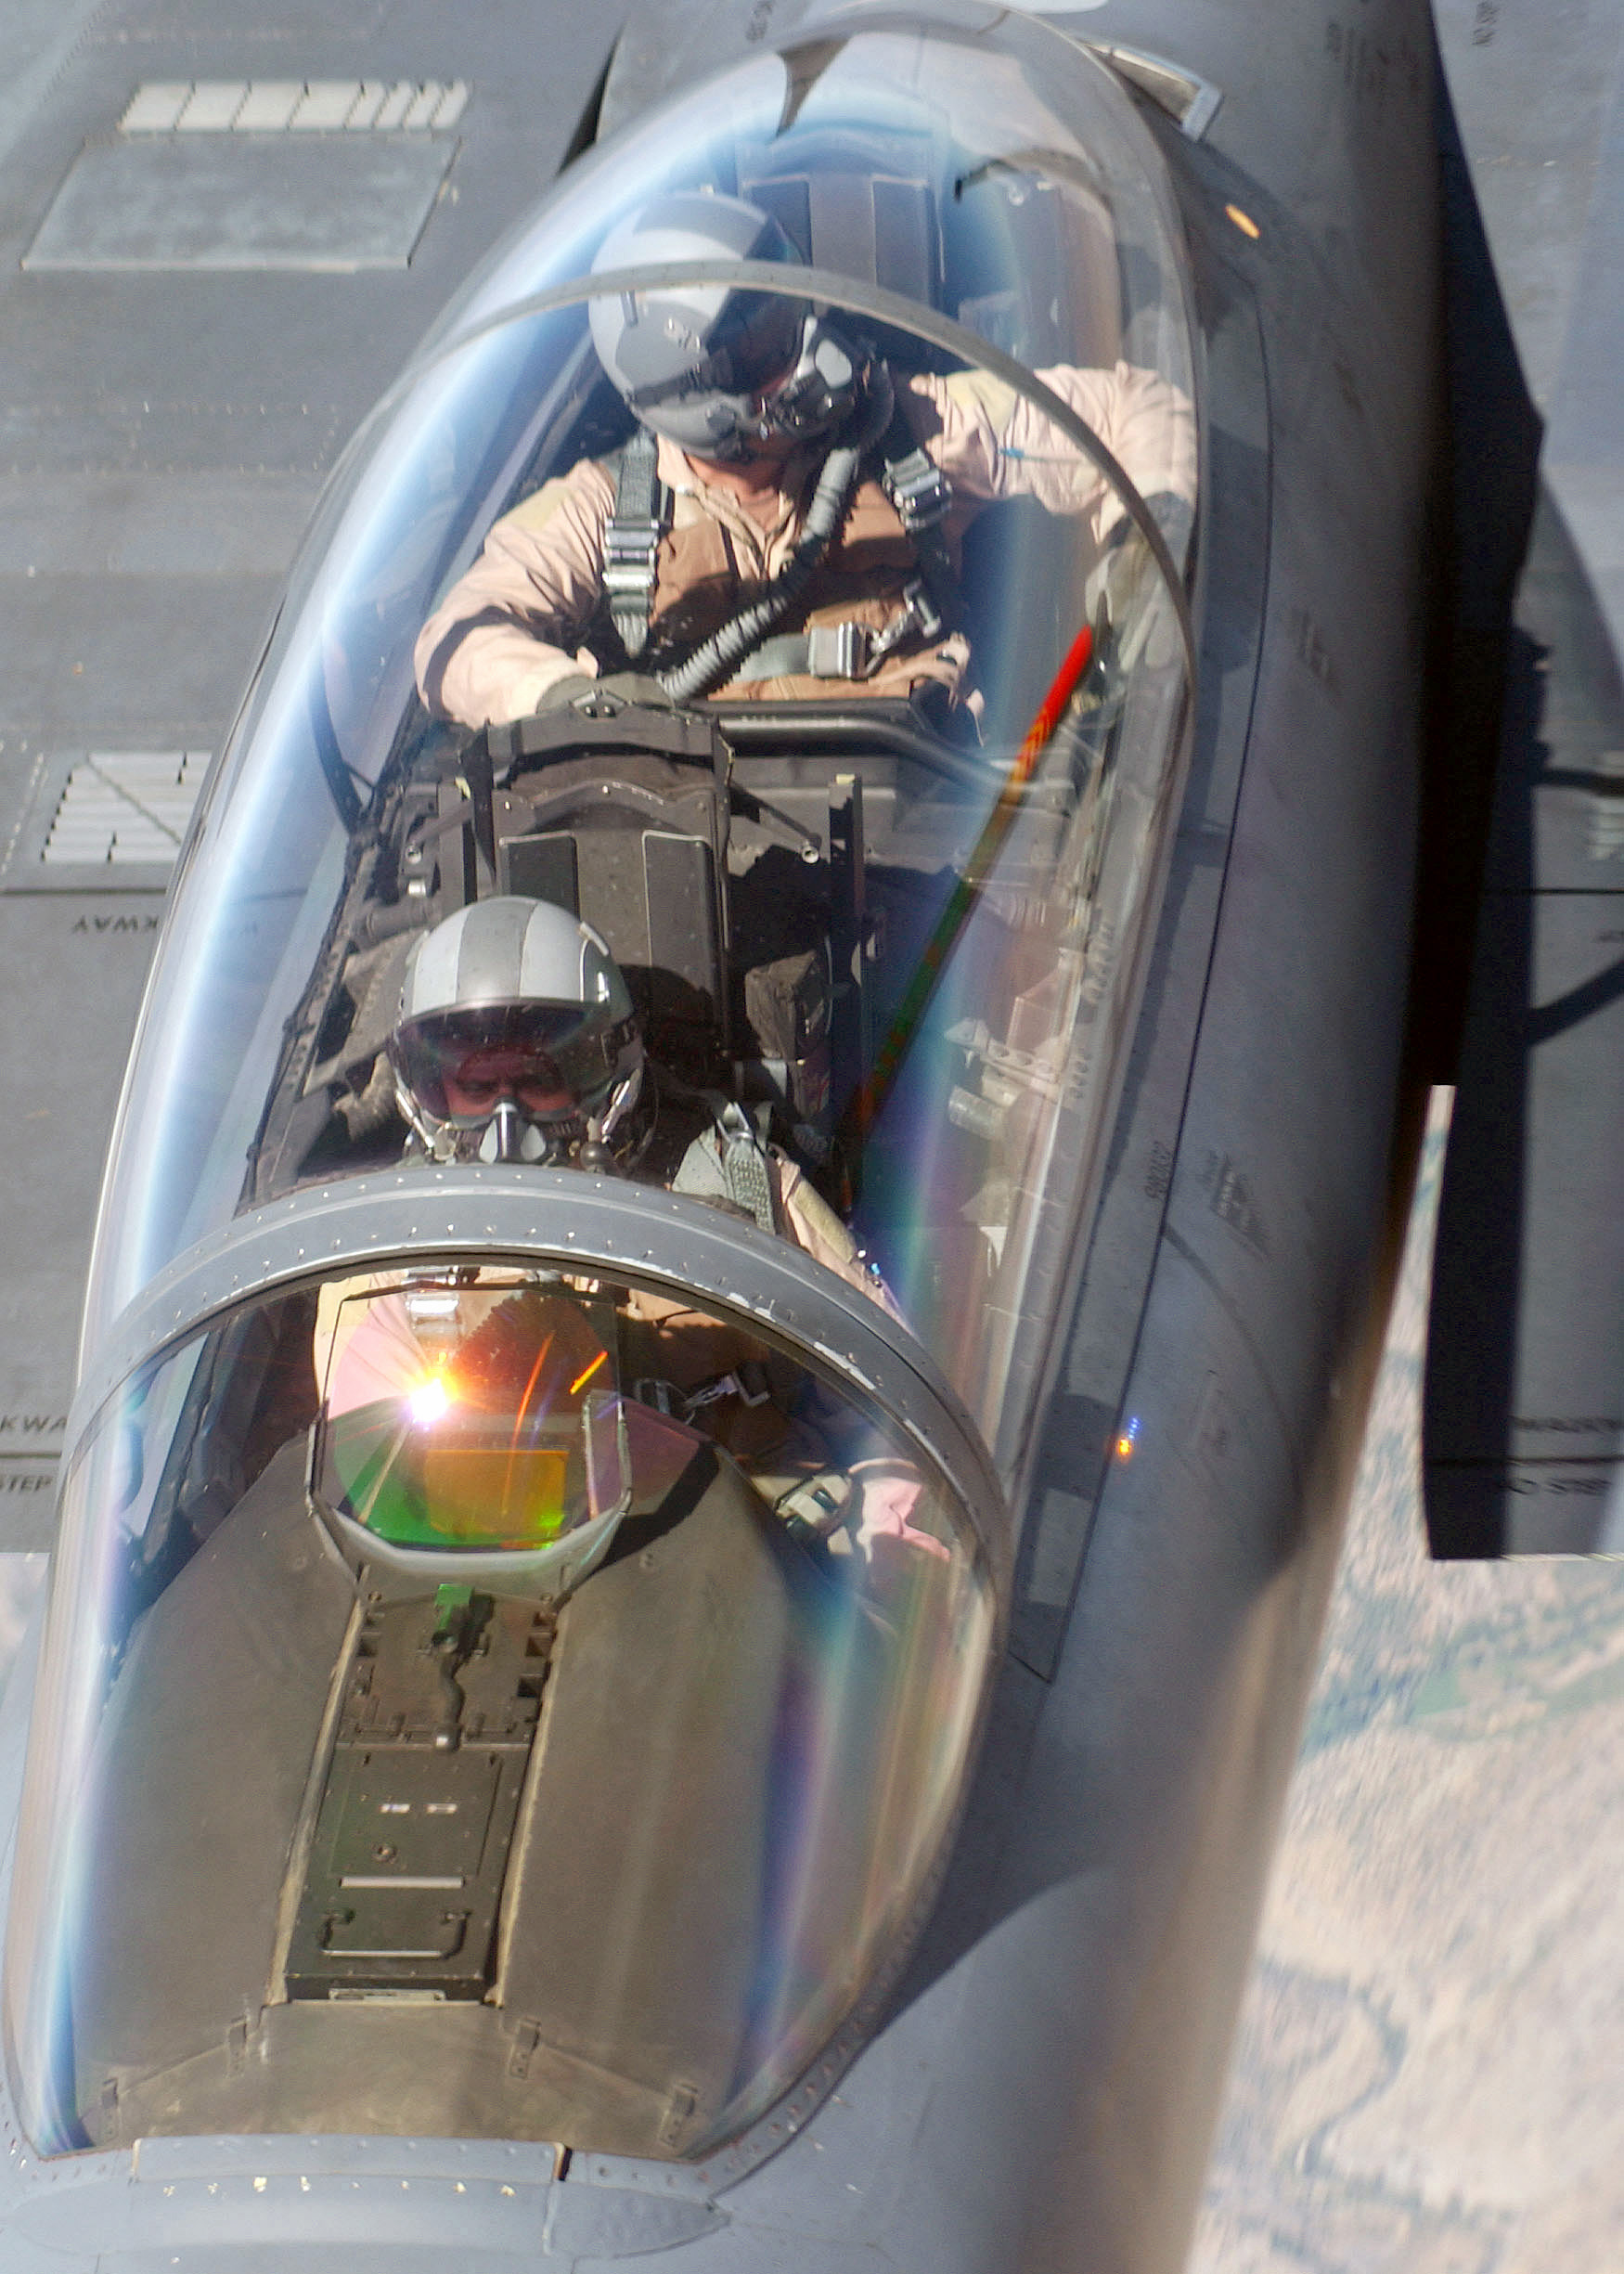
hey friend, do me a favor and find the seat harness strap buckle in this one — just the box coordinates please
[805,618,872,679]
[879,401,959,635]
[601,426,670,662]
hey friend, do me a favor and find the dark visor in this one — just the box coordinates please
[625,287,806,411]
[711,287,806,395]
[392,1001,622,1126]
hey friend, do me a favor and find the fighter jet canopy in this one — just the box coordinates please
[8,3,1198,2177]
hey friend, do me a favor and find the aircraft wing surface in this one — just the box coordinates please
[0,0,613,1556]
[1424,1,1624,1552]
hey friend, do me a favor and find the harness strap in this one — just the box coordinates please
[704,386,960,686]
[714,1100,778,1232]
[742,585,943,682]
[879,398,958,637]
[614,379,956,690]
[601,426,669,662]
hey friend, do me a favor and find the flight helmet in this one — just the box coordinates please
[588,191,859,459]
[390,898,642,1165]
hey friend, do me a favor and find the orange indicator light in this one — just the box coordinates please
[1115,1434,1135,1462]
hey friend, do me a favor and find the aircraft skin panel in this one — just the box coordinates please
[0,900,160,1540]
[802,48,1430,2253]
[0,0,618,1550]
[1425,493,1624,1554]
[795,0,1434,2235]
[1423,4,1624,1555]
[1436,0,1624,633]
[1005,201,1272,1678]
[0,0,1440,2267]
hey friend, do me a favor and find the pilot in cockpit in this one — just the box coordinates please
[387,893,644,1170]
[383,893,934,1565]
[387,894,883,1304]
[413,189,1195,730]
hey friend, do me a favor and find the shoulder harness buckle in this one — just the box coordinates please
[879,396,958,632]
[601,426,671,662]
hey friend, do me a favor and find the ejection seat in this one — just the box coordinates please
[734,119,1123,369]
[476,704,833,1142]
[471,703,735,1088]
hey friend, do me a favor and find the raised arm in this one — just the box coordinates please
[903,360,1195,551]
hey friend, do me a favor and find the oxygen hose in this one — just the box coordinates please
[656,370,893,704]
[656,442,862,702]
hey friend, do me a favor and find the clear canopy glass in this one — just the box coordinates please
[19,3,1202,2170]
[8,1263,990,2157]
[80,7,1196,1488]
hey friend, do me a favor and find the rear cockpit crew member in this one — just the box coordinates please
[384,895,926,1561]
[414,191,1194,729]
[388,893,643,1169]
[388,896,887,1307]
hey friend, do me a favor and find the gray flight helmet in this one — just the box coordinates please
[589,191,858,460]
[389,897,642,1166]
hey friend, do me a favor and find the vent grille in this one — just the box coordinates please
[118,81,470,136]
[42,752,207,867]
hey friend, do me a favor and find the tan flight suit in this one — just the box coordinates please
[415,363,1195,728]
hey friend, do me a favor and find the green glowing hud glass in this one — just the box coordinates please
[315,1276,620,1551]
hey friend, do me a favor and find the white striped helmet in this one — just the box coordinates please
[389,898,642,1164]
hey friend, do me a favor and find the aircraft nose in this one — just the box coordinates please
[8,2146,727,2267]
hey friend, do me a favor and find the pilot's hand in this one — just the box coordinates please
[851,1464,948,1565]
[1086,510,1185,686]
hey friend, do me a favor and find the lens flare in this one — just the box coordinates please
[407,1375,452,1428]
